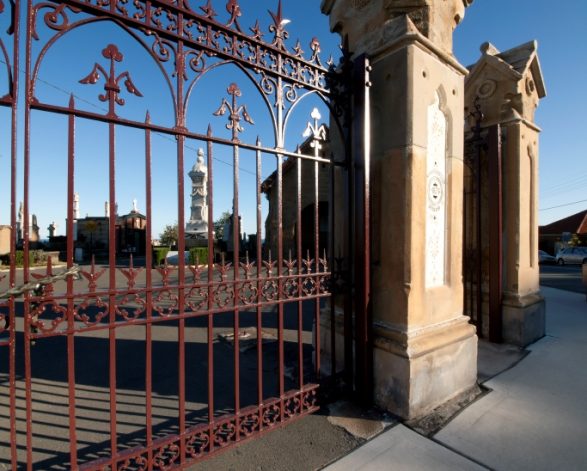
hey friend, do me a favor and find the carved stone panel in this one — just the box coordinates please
[425,92,447,288]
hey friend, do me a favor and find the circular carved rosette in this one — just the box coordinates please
[186,430,210,459]
[74,295,109,328]
[213,420,237,448]
[239,411,261,436]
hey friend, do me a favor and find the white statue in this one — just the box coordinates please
[132,198,138,213]
[186,148,209,237]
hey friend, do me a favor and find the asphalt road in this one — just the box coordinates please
[539,263,585,294]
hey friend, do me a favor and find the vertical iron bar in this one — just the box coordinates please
[66,96,78,468]
[313,160,320,381]
[8,0,20,465]
[328,158,336,381]
[488,124,503,342]
[277,153,285,413]
[23,2,34,466]
[206,126,215,450]
[232,143,240,438]
[144,113,154,469]
[476,129,483,336]
[176,34,187,464]
[176,135,186,462]
[107,119,118,465]
[352,55,372,404]
[296,154,303,390]
[255,141,263,413]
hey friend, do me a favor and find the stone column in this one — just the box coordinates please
[465,41,547,346]
[323,0,477,419]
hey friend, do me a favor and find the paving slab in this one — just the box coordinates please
[435,287,587,471]
[324,425,486,471]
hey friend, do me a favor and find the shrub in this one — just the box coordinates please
[152,247,170,267]
[189,247,209,265]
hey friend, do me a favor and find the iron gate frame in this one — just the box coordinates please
[0,0,372,469]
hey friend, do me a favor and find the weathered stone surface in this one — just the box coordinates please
[322,0,473,54]
[465,41,547,346]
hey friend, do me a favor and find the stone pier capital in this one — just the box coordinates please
[321,0,474,54]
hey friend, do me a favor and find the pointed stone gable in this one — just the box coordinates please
[466,40,546,127]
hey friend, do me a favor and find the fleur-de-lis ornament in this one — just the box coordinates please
[269,0,290,51]
[213,83,254,142]
[79,44,143,116]
[303,108,327,157]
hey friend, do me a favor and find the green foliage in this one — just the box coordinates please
[214,211,232,240]
[159,223,178,247]
[189,247,209,265]
[1,250,43,267]
[152,247,170,266]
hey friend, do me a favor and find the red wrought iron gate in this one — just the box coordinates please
[0,0,371,469]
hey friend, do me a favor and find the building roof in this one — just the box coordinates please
[467,40,546,99]
[261,131,328,195]
[539,210,587,235]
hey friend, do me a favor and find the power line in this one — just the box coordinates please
[539,199,587,212]
[0,57,262,178]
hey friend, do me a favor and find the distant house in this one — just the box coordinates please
[539,209,587,254]
[0,225,10,256]
[261,134,330,260]
[76,207,147,258]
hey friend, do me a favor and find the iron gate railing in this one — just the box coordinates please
[463,99,503,342]
[0,0,371,469]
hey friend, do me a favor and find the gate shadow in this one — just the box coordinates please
[0,300,319,469]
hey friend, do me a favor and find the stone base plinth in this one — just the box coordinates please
[184,237,209,249]
[373,318,477,420]
[502,292,545,347]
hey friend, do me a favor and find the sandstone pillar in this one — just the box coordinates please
[322,0,477,419]
[465,41,547,346]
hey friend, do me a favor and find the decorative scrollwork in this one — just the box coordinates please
[213,83,254,142]
[284,395,301,418]
[225,0,243,32]
[213,419,237,447]
[31,2,81,40]
[79,44,143,115]
[301,389,318,410]
[186,430,210,458]
[153,442,180,471]
[239,410,260,436]
[268,0,289,51]
[262,402,281,427]
[118,453,148,471]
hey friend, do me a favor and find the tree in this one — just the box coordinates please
[214,211,232,240]
[159,223,178,247]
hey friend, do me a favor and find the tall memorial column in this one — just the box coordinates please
[323,0,477,418]
[465,41,546,346]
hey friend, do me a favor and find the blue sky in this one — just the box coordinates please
[0,0,585,240]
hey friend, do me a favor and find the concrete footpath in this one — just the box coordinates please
[326,286,587,471]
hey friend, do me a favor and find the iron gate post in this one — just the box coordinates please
[352,54,372,404]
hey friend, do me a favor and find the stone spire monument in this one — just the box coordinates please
[186,148,209,238]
